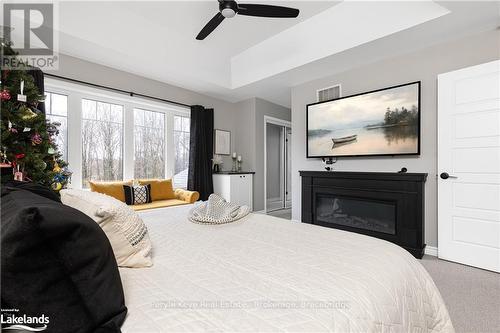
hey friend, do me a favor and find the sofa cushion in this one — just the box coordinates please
[1,187,127,333]
[60,189,153,268]
[175,188,200,203]
[131,199,189,211]
[89,180,132,202]
[138,179,175,200]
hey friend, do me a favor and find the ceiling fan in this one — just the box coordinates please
[196,0,300,40]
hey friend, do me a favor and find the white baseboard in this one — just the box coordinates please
[425,246,438,257]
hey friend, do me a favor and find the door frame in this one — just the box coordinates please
[264,116,292,213]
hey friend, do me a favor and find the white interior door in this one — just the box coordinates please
[438,60,500,272]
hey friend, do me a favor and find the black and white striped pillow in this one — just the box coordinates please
[123,184,152,205]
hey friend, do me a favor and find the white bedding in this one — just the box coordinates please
[119,205,453,332]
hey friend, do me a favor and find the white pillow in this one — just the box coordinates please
[60,189,153,268]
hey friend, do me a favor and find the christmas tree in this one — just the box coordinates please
[1,39,71,191]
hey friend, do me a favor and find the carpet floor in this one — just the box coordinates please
[266,208,292,220]
[420,256,500,333]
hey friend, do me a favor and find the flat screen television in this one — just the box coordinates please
[306,81,421,158]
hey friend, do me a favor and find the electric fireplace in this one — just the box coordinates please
[300,171,427,258]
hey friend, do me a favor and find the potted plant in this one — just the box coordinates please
[212,155,223,173]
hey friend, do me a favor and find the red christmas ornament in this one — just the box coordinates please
[15,153,25,160]
[31,132,43,145]
[0,89,11,101]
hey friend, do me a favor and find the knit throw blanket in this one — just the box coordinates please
[188,194,250,224]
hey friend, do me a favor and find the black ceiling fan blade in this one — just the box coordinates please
[237,4,299,18]
[196,12,225,40]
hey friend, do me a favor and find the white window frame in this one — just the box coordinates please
[133,107,167,180]
[45,78,190,189]
[80,97,125,185]
[45,91,69,161]
[172,114,191,187]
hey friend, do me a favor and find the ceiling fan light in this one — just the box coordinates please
[196,0,300,40]
[221,8,236,18]
[220,1,238,18]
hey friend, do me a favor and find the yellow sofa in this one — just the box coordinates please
[89,179,199,211]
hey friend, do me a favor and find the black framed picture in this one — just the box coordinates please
[306,81,421,158]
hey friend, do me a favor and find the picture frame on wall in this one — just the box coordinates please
[306,81,421,158]
[214,129,231,155]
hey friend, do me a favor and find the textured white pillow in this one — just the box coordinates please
[60,189,153,268]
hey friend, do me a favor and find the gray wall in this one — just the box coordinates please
[233,98,257,173]
[54,53,238,166]
[291,29,500,247]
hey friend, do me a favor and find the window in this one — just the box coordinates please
[45,78,190,189]
[134,109,165,179]
[45,92,68,160]
[173,115,190,189]
[81,99,124,187]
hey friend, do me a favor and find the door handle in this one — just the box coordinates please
[440,172,458,180]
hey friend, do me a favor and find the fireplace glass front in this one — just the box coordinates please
[315,194,396,235]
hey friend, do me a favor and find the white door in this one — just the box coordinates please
[229,175,241,205]
[238,174,253,210]
[230,174,253,209]
[438,60,500,272]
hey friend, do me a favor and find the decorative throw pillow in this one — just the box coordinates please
[138,179,176,200]
[1,187,127,333]
[123,184,152,205]
[88,180,132,202]
[60,189,153,268]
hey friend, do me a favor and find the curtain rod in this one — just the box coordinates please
[44,73,192,109]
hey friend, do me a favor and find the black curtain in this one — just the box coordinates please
[187,105,214,200]
[28,68,45,114]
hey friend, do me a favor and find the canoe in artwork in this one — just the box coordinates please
[332,134,357,144]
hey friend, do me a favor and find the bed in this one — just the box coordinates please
[119,205,454,332]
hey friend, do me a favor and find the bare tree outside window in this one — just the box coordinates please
[173,115,190,189]
[134,109,165,179]
[81,99,123,187]
[45,92,68,161]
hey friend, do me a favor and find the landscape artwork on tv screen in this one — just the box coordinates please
[307,82,420,157]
